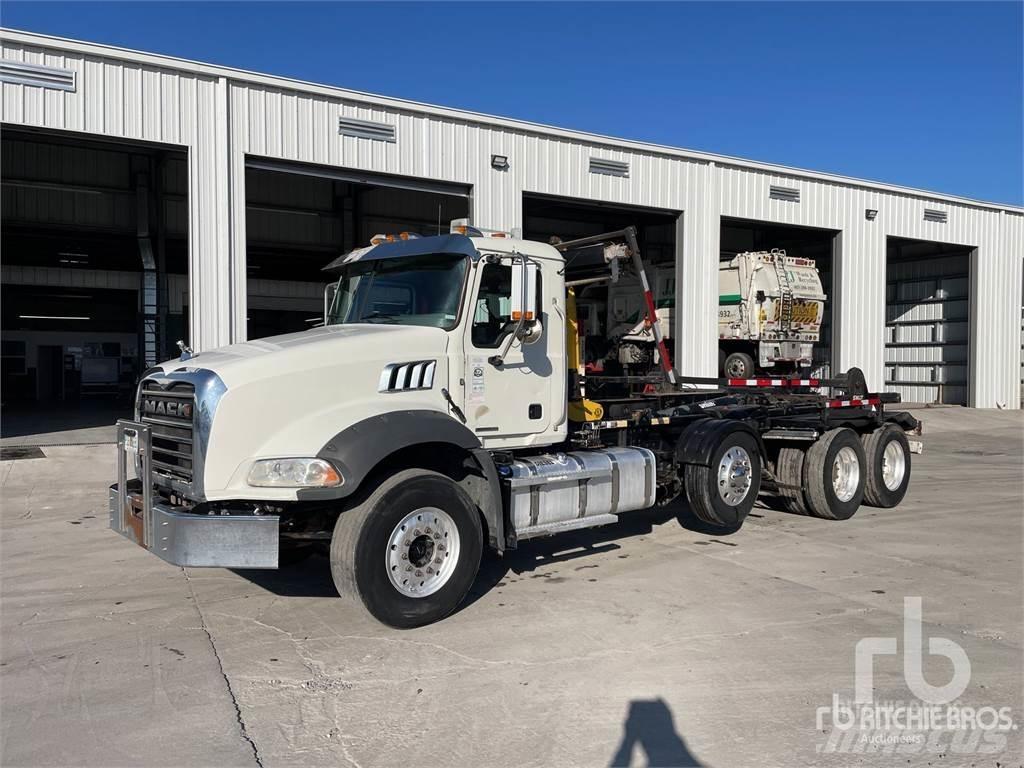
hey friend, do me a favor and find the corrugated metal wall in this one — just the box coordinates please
[2,30,1021,407]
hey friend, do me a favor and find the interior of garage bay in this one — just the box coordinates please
[720,218,838,378]
[885,237,973,405]
[243,163,470,340]
[523,193,679,380]
[1,129,188,435]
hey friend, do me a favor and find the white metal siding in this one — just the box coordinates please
[2,29,1021,407]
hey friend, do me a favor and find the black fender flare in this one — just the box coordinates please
[303,410,505,552]
[676,418,766,468]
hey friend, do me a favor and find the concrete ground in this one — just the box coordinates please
[1,407,1021,768]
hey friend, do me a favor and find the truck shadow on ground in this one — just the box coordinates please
[231,497,742,602]
[609,698,706,768]
[461,497,741,611]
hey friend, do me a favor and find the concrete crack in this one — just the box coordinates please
[183,570,264,768]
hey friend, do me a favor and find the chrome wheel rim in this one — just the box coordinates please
[832,446,861,502]
[386,507,460,598]
[881,440,906,491]
[717,446,753,505]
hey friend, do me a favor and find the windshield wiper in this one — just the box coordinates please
[361,311,400,323]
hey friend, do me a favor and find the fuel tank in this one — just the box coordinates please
[505,447,656,539]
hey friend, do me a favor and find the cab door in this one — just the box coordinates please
[462,256,552,445]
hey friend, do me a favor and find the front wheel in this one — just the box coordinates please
[330,469,483,628]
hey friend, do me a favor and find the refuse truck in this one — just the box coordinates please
[110,224,919,628]
[589,249,825,381]
[718,249,826,378]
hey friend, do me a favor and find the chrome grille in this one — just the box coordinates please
[138,380,195,483]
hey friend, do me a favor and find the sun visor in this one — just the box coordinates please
[322,234,479,273]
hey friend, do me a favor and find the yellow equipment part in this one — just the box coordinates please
[566,288,604,422]
[569,399,604,422]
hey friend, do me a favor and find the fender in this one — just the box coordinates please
[676,417,765,467]
[303,410,505,552]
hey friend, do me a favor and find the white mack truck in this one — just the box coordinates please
[111,225,919,628]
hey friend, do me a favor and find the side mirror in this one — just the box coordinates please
[510,258,538,326]
[324,282,338,325]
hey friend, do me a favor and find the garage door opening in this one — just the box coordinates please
[523,194,679,378]
[720,218,838,379]
[1,129,188,437]
[886,237,973,405]
[244,163,469,340]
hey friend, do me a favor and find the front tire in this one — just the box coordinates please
[330,469,483,628]
[803,428,866,520]
[861,425,911,508]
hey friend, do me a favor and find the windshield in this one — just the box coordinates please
[327,253,468,329]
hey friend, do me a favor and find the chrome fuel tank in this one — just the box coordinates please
[505,447,656,539]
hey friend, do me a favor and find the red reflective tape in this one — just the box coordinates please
[825,397,880,408]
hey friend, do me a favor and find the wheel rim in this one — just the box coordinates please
[717,445,753,505]
[881,440,906,491]
[725,358,747,379]
[832,446,861,502]
[385,507,460,598]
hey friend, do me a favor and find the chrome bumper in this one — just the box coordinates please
[110,420,279,569]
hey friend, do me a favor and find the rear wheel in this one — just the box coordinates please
[861,425,911,508]
[685,430,762,527]
[803,428,866,520]
[723,351,756,380]
[330,469,483,628]
[774,446,808,515]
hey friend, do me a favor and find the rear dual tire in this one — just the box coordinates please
[802,428,866,520]
[861,424,911,508]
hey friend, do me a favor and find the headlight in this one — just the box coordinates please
[247,458,343,488]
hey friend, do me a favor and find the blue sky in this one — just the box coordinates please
[4,1,1022,205]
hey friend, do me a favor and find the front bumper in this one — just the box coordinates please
[110,420,279,569]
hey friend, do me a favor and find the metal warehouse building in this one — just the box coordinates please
[2,28,1022,419]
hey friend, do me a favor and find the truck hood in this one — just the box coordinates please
[154,324,455,501]
[161,324,447,388]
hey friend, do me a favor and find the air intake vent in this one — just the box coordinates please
[379,360,437,392]
[0,60,76,91]
[338,115,396,142]
[769,185,801,203]
[589,157,630,178]
[923,209,948,224]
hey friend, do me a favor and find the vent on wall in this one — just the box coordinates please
[769,185,801,203]
[0,60,76,91]
[338,116,396,143]
[923,209,948,224]
[589,157,630,178]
